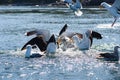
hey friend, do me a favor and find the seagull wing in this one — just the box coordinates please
[100,53,116,58]
[21,37,37,50]
[59,24,68,36]
[71,0,83,16]
[21,37,47,52]
[74,0,82,9]
[64,0,73,3]
[112,0,120,11]
[91,31,102,39]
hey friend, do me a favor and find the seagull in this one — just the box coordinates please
[21,34,57,57]
[72,31,91,50]
[46,34,57,54]
[62,0,83,16]
[72,30,91,50]
[59,24,68,36]
[100,0,120,27]
[57,24,102,50]
[72,30,102,50]
[97,46,120,61]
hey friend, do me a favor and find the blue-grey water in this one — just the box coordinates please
[0,6,120,80]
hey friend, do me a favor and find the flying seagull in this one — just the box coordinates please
[62,0,83,16]
[100,0,120,27]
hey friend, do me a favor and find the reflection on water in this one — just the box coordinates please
[0,6,120,80]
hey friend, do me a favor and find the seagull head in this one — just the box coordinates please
[101,2,106,6]
[25,31,36,36]
[100,2,111,9]
[99,2,106,9]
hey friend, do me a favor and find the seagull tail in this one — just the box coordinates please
[74,10,83,16]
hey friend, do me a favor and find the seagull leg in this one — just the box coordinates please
[111,18,117,27]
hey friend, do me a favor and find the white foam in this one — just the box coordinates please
[56,48,84,57]
[96,24,114,28]
[96,23,120,29]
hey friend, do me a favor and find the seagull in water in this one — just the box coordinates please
[100,0,120,27]
[57,24,76,50]
[97,46,120,61]
[57,24,102,50]
[72,30,91,50]
[21,34,57,58]
[61,0,83,16]
[72,30,102,50]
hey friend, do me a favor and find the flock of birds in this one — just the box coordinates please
[21,0,120,61]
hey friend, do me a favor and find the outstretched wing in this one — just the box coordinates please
[63,0,73,3]
[59,24,68,36]
[21,37,47,52]
[91,31,102,39]
[112,0,120,12]
[74,0,82,9]
[100,53,116,58]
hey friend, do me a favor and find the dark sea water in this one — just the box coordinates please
[0,6,120,80]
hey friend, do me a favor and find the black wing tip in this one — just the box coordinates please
[21,37,39,51]
[64,24,68,29]
[91,30,103,39]
[21,47,25,51]
[48,34,56,44]
[59,24,68,36]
